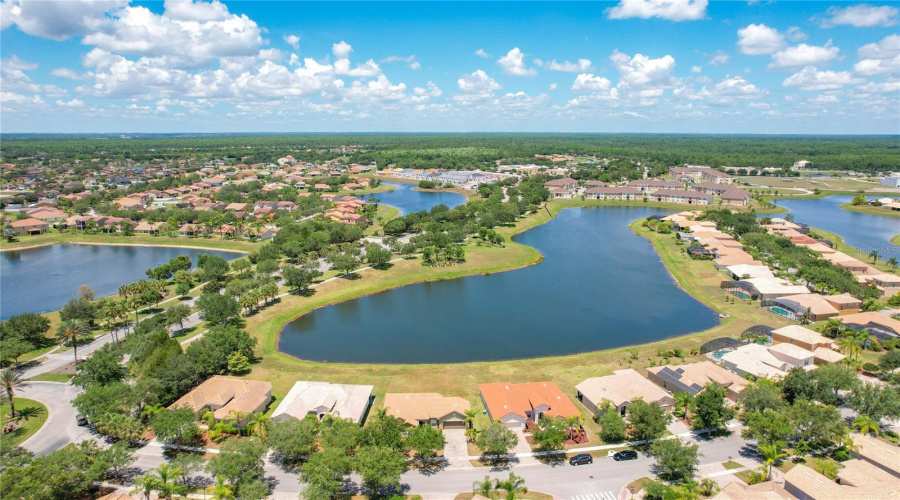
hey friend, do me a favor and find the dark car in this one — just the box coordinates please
[76,413,89,427]
[569,453,593,466]
[614,450,638,461]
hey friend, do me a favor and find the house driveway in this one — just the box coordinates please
[442,429,470,468]
[512,428,539,465]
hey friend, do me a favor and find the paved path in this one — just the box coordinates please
[17,382,92,455]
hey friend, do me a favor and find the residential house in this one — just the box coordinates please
[382,393,471,429]
[720,343,815,379]
[646,361,749,401]
[271,381,374,424]
[9,218,49,235]
[711,481,796,500]
[769,294,840,322]
[25,207,68,223]
[584,187,641,201]
[823,293,862,315]
[741,277,810,300]
[851,433,900,479]
[771,325,844,364]
[650,189,713,205]
[479,381,580,429]
[629,179,682,192]
[134,221,165,234]
[575,369,675,416]
[170,376,272,421]
[784,459,900,500]
[840,312,900,340]
[543,177,578,190]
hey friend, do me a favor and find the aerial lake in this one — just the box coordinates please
[279,206,721,364]
[773,195,900,257]
[366,181,466,215]
[0,244,242,319]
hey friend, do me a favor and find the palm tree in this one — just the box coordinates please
[207,475,235,500]
[698,478,719,497]
[853,415,881,436]
[0,369,27,418]
[132,463,188,499]
[464,408,477,430]
[673,392,694,423]
[494,472,528,500]
[758,443,787,480]
[248,412,270,443]
[888,257,898,271]
[473,476,494,498]
[869,249,879,263]
[56,320,90,367]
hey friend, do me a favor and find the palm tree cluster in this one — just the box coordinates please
[118,279,168,323]
[473,472,528,500]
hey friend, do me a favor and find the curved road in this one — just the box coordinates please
[18,381,93,455]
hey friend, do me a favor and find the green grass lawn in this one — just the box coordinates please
[893,234,900,246]
[0,398,48,452]
[27,373,73,383]
[839,203,900,219]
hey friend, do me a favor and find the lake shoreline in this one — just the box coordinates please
[271,204,719,364]
[0,240,249,254]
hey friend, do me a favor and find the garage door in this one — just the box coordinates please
[443,421,466,430]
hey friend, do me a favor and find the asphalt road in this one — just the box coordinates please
[17,381,92,455]
[127,429,758,500]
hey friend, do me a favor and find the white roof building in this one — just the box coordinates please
[272,381,374,424]
[720,343,815,379]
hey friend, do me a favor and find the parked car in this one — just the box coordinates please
[75,414,89,427]
[613,450,638,461]
[569,453,593,466]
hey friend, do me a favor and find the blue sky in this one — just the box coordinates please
[1,1,898,133]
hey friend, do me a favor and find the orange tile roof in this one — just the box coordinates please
[479,381,580,421]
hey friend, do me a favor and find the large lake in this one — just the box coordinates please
[0,244,242,319]
[774,195,899,257]
[366,181,466,215]
[279,206,721,364]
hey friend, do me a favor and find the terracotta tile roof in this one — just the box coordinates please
[479,381,580,421]
[170,376,272,420]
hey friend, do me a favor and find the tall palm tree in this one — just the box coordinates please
[56,320,90,367]
[869,249,879,263]
[888,257,898,271]
[758,443,787,480]
[494,472,528,500]
[673,392,695,422]
[0,369,27,418]
[248,412,270,443]
[853,415,881,436]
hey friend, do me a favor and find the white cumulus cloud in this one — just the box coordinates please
[0,0,127,41]
[474,48,490,59]
[783,66,863,91]
[769,42,840,69]
[607,0,707,21]
[818,4,898,28]
[572,73,612,91]
[737,24,785,55]
[853,34,900,76]
[498,47,537,76]
[283,34,300,50]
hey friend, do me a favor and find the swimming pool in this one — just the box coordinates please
[730,291,750,300]
[767,306,793,318]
